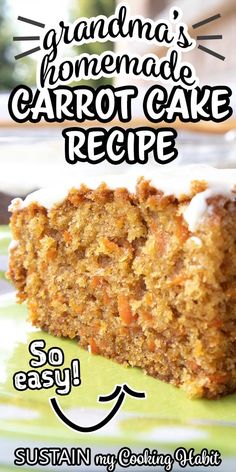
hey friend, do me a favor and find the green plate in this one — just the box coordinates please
[0,226,236,470]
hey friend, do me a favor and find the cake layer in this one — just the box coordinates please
[8,167,236,398]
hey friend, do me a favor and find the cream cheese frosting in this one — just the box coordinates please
[9,165,236,232]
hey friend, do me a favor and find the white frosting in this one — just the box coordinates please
[9,165,236,232]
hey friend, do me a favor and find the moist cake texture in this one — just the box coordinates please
[8,166,236,398]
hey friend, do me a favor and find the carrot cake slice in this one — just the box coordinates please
[7,165,236,398]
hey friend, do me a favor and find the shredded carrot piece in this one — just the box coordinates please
[70,301,84,314]
[175,216,189,243]
[167,273,186,287]
[46,247,57,261]
[91,275,104,288]
[116,217,125,229]
[103,289,110,305]
[91,321,101,335]
[187,360,199,373]
[119,326,129,336]
[68,191,84,206]
[17,293,27,303]
[208,373,229,384]
[148,339,156,352]
[102,237,121,254]
[145,293,153,306]
[63,231,72,243]
[208,318,223,328]
[150,221,166,255]
[55,294,65,303]
[39,261,47,271]
[141,309,153,322]
[89,337,99,355]
[118,294,135,325]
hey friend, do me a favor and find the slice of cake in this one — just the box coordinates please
[7,166,236,398]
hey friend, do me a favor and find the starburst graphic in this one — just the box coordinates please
[14,16,45,60]
[192,13,225,61]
